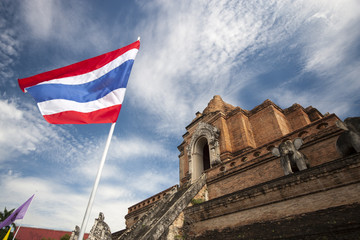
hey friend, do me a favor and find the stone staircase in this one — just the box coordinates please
[118,174,206,240]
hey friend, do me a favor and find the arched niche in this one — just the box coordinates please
[187,122,221,182]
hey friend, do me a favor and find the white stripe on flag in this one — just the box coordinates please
[37,88,126,115]
[36,49,138,86]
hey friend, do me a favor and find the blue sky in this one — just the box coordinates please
[1,0,359,233]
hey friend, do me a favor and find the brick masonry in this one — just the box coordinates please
[183,154,360,238]
[118,96,359,239]
[187,203,360,240]
[178,96,342,189]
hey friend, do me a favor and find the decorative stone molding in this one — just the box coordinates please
[69,226,80,240]
[88,212,112,240]
[187,122,221,182]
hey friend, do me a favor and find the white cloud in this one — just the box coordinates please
[0,98,108,174]
[0,163,175,231]
[0,96,177,228]
[19,1,115,54]
[21,0,54,39]
[9,0,360,135]
[108,136,170,160]
[301,1,360,75]
[0,99,55,162]
[0,98,108,181]
[129,171,175,195]
[0,99,176,230]
[128,0,360,135]
[0,174,86,230]
[127,1,301,134]
[0,0,20,83]
[267,0,360,117]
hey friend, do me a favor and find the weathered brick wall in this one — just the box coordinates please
[226,109,256,153]
[285,104,312,131]
[121,97,355,239]
[178,99,343,200]
[183,154,360,239]
[211,114,233,158]
[207,156,283,199]
[205,115,341,200]
[187,203,360,240]
[174,99,345,239]
[301,130,342,167]
[124,185,178,228]
[249,105,290,146]
[178,98,334,187]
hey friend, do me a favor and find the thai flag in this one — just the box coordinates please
[18,40,140,124]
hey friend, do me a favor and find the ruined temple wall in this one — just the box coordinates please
[249,105,291,147]
[210,115,233,160]
[205,114,342,200]
[225,110,256,153]
[178,148,189,185]
[125,185,177,228]
[291,113,342,167]
[301,130,342,167]
[125,212,145,229]
[206,156,283,199]
[183,154,360,238]
[178,119,201,184]
[285,105,311,131]
[120,97,350,238]
[178,111,239,184]
[178,99,329,186]
[186,183,360,238]
[178,100,341,195]
[178,113,218,184]
[274,106,292,135]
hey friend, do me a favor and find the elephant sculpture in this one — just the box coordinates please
[271,138,309,175]
[336,117,360,157]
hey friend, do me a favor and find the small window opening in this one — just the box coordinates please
[203,143,210,170]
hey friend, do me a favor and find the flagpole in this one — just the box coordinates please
[12,221,22,240]
[78,122,116,240]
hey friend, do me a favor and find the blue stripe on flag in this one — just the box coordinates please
[27,60,134,103]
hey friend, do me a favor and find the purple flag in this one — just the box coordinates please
[0,195,34,229]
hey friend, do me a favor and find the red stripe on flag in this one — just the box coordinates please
[42,105,122,124]
[18,40,140,92]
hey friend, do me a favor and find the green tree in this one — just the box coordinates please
[0,207,16,240]
[60,234,70,240]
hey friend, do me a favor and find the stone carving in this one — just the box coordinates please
[336,117,360,157]
[186,145,193,176]
[187,122,221,180]
[69,225,80,240]
[272,138,309,175]
[87,212,112,240]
